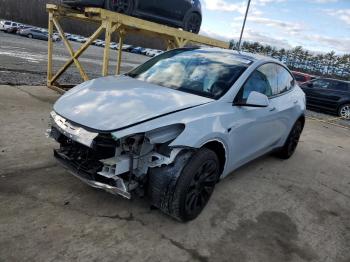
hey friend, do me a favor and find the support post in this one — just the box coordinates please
[102,20,112,76]
[116,30,125,75]
[47,12,54,86]
[50,24,104,84]
[52,17,89,81]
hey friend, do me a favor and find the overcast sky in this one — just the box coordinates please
[199,0,350,54]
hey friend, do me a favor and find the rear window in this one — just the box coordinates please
[332,82,350,92]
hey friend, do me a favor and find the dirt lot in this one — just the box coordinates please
[0,84,349,262]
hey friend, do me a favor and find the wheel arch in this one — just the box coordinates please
[201,139,227,176]
[297,114,305,130]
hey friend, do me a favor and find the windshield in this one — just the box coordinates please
[127,48,250,99]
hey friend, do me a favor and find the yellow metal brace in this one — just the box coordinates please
[46,4,230,92]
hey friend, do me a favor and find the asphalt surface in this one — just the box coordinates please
[0,31,149,86]
[0,85,349,262]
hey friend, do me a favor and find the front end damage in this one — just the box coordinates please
[48,111,185,199]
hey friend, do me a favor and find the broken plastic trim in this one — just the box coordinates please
[50,111,98,147]
[54,149,131,199]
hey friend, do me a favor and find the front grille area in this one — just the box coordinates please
[53,127,118,185]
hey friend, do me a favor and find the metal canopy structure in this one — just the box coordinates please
[46,4,230,93]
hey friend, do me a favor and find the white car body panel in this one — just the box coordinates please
[51,49,306,182]
[53,76,213,131]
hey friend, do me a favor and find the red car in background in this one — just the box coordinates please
[292,71,317,84]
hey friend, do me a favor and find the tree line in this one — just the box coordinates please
[230,40,350,81]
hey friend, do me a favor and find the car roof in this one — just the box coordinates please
[187,47,281,64]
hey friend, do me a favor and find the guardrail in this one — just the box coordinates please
[46,4,230,93]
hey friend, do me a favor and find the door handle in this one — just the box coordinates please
[269,106,276,112]
[293,100,298,104]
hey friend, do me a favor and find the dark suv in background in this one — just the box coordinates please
[62,0,202,33]
[301,78,350,119]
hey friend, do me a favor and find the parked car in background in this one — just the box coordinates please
[18,28,48,41]
[93,39,105,46]
[130,47,144,54]
[16,25,32,34]
[292,71,316,84]
[75,36,87,43]
[141,48,152,55]
[53,33,61,42]
[146,49,163,57]
[48,48,305,221]
[0,20,19,33]
[301,78,350,119]
[62,0,202,33]
[122,44,135,52]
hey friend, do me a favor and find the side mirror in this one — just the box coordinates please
[307,82,313,88]
[234,91,269,107]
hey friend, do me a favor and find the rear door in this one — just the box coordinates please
[315,80,349,111]
[305,79,340,111]
[137,0,157,15]
[154,0,189,21]
[302,79,331,108]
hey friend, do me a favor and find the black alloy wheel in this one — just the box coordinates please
[287,121,302,156]
[184,12,201,34]
[275,120,303,159]
[107,0,133,15]
[184,159,218,219]
[148,148,220,221]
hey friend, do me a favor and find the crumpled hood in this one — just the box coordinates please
[53,76,213,131]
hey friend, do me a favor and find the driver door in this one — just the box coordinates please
[228,63,285,169]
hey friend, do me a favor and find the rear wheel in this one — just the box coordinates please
[105,0,134,15]
[183,12,201,34]
[338,104,350,120]
[148,148,220,222]
[275,120,303,159]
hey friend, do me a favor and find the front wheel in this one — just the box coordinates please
[275,120,303,159]
[338,104,350,120]
[183,12,202,34]
[148,148,220,222]
[28,34,33,39]
[105,0,134,15]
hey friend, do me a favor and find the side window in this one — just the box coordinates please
[5,22,11,25]
[277,65,294,93]
[331,81,349,92]
[240,63,278,100]
[313,79,331,89]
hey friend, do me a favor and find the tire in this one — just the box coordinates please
[28,34,33,39]
[183,12,202,34]
[148,148,220,222]
[275,120,303,159]
[338,104,350,120]
[105,0,134,15]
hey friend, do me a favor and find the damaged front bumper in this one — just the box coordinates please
[54,149,131,199]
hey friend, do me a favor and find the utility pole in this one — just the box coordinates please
[237,0,251,50]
